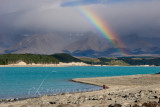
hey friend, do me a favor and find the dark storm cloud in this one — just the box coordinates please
[0,0,160,39]
[61,0,136,7]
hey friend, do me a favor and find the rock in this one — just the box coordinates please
[92,98,98,100]
[7,99,13,102]
[40,104,50,107]
[158,98,160,103]
[154,96,158,99]
[85,97,88,100]
[57,104,74,107]
[148,96,158,99]
[13,98,18,101]
[134,100,139,103]
[19,105,28,107]
[108,98,112,100]
[49,101,56,104]
[148,90,153,93]
[8,105,14,107]
[122,103,131,107]
[132,104,141,107]
[108,104,122,107]
[122,95,128,98]
[142,101,160,107]
[99,96,103,99]
[67,101,71,104]
[135,93,141,98]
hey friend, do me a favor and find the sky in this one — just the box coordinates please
[0,0,160,44]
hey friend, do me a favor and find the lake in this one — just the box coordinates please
[0,66,159,99]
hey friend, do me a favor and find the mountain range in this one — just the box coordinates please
[0,32,159,57]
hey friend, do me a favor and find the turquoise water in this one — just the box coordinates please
[0,66,160,99]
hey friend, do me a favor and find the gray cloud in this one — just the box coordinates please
[0,0,160,39]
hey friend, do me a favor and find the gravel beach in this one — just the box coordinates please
[1,74,160,107]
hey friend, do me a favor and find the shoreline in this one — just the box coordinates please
[1,74,160,107]
[70,79,103,87]
[0,60,159,67]
[0,64,158,67]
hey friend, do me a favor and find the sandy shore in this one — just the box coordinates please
[1,74,160,107]
[0,61,157,67]
[0,61,90,67]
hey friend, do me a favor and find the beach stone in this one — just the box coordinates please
[122,103,131,107]
[148,96,157,99]
[8,105,14,107]
[98,96,103,100]
[85,97,88,100]
[132,104,141,107]
[142,101,160,107]
[108,104,122,107]
[19,104,28,107]
[140,92,145,98]
[92,98,98,100]
[148,90,153,93]
[134,100,139,103]
[135,93,141,98]
[57,104,74,107]
[158,97,160,103]
[49,101,56,104]
[13,98,18,101]
[108,98,112,100]
[129,93,135,97]
[122,95,128,98]
[40,104,50,107]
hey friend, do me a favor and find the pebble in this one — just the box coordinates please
[108,104,122,107]
[158,98,160,103]
[8,105,14,107]
[1,89,160,107]
[19,105,28,107]
[49,101,56,104]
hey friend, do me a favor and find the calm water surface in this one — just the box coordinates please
[0,66,159,99]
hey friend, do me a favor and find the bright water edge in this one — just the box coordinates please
[0,66,160,99]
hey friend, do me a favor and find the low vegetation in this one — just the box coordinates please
[118,57,160,66]
[79,57,160,66]
[0,54,59,65]
[52,53,81,63]
[0,53,159,66]
[0,53,81,65]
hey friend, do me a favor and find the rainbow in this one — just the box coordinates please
[77,7,127,56]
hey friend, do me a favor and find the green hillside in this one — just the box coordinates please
[0,53,82,65]
[0,54,59,65]
[0,53,160,66]
[79,57,160,66]
[52,53,81,63]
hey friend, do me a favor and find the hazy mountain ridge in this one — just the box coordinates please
[64,33,112,52]
[1,32,160,57]
[5,33,85,54]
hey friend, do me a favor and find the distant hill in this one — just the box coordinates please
[63,33,112,52]
[0,53,160,66]
[5,33,86,54]
[0,54,59,65]
[0,47,5,54]
[1,32,160,57]
[52,53,81,63]
[5,34,69,54]
[0,53,82,65]
[79,57,160,66]
[122,34,160,55]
